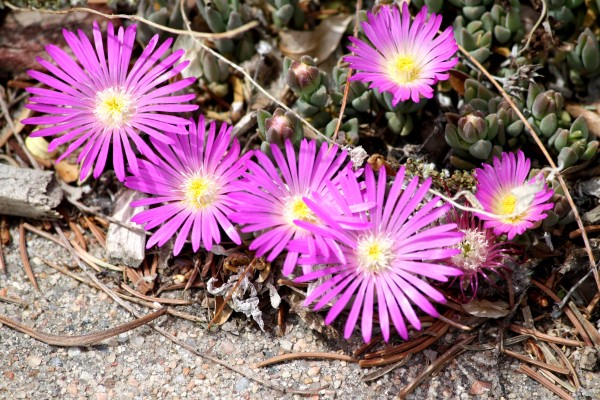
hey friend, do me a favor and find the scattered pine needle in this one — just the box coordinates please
[518,364,574,400]
[18,221,39,291]
[255,352,357,368]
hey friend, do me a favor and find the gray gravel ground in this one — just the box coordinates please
[1,226,599,399]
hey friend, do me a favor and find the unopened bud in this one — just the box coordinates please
[285,56,321,97]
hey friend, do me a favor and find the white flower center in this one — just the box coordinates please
[451,229,489,272]
[183,175,218,210]
[356,234,395,273]
[94,87,134,128]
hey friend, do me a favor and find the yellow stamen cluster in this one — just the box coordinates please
[356,234,395,273]
[284,196,317,226]
[183,176,217,210]
[390,55,421,84]
[496,193,522,223]
[94,87,133,128]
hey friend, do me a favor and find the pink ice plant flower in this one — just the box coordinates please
[22,21,198,181]
[229,139,353,276]
[474,150,554,240]
[344,3,458,105]
[447,211,519,299]
[290,166,464,343]
[124,116,248,256]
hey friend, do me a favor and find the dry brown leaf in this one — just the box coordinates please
[448,70,470,97]
[565,103,600,138]
[54,160,80,183]
[25,136,56,160]
[462,299,510,318]
[279,15,352,63]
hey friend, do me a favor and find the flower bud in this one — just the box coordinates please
[285,56,321,97]
[263,108,303,146]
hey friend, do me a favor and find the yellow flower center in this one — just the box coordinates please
[284,196,317,225]
[356,234,394,273]
[496,193,524,223]
[391,55,421,84]
[95,87,133,128]
[183,176,217,210]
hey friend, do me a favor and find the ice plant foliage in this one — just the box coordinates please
[474,151,554,240]
[23,21,198,181]
[448,212,518,298]
[124,116,247,256]
[291,166,464,342]
[229,140,351,276]
[345,3,458,105]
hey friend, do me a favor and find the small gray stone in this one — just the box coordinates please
[130,336,145,348]
[67,347,82,357]
[26,355,42,367]
[117,333,129,343]
[280,340,293,352]
[48,357,62,367]
[235,377,250,392]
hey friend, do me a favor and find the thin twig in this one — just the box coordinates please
[457,43,599,291]
[255,352,357,368]
[0,308,167,346]
[508,324,584,347]
[398,335,476,398]
[502,348,569,375]
[518,364,574,400]
[518,0,548,55]
[530,279,593,346]
[548,342,581,390]
[0,86,39,168]
[120,283,193,306]
[4,2,259,40]
[331,0,362,142]
[18,221,40,291]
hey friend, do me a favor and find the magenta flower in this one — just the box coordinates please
[229,140,351,276]
[344,3,458,104]
[474,150,554,240]
[22,21,198,181]
[447,211,519,299]
[124,116,247,256]
[291,166,464,342]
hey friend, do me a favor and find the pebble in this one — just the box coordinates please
[308,366,321,376]
[130,336,145,348]
[26,355,42,367]
[117,333,129,343]
[280,340,293,352]
[67,347,82,357]
[235,377,250,392]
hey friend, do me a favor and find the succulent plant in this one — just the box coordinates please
[284,56,331,128]
[257,108,304,149]
[136,0,185,44]
[199,50,231,97]
[410,0,444,13]
[453,15,493,65]
[547,0,586,34]
[268,0,305,29]
[568,28,600,86]
[449,80,598,169]
[489,0,523,44]
[448,0,494,21]
[324,118,359,145]
[330,66,373,118]
[445,104,504,168]
[196,0,255,62]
